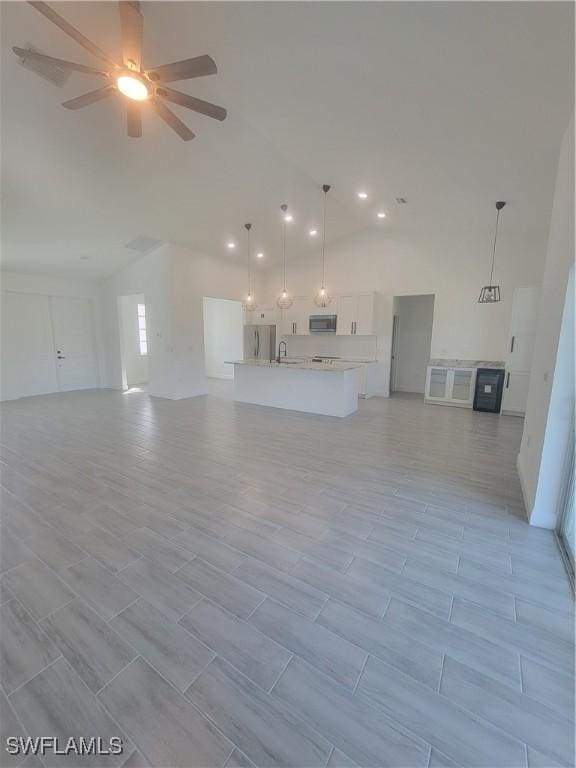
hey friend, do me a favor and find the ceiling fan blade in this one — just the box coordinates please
[12,47,109,77]
[127,102,142,138]
[155,86,227,121]
[153,99,195,141]
[62,84,116,110]
[119,1,143,70]
[28,2,118,69]
[146,55,217,83]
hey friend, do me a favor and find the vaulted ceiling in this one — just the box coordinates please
[1,1,573,279]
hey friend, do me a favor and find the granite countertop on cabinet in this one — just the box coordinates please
[228,359,363,372]
[428,359,505,369]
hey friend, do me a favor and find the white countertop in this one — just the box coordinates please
[429,359,505,369]
[229,359,363,372]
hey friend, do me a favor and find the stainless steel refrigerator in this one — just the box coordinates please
[243,325,276,361]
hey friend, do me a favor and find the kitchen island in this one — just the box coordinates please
[229,359,362,417]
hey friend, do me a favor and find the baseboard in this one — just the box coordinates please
[424,399,471,409]
[516,452,533,523]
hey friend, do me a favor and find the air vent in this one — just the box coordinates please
[16,44,71,87]
[395,197,408,205]
[124,235,164,254]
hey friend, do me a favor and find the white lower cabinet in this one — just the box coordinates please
[501,371,530,415]
[425,366,476,408]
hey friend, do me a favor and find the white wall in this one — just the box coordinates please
[278,335,377,361]
[518,116,575,528]
[261,213,547,395]
[118,293,149,387]
[203,297,243,379]
[99,244,259,399]
[393,294,435,393]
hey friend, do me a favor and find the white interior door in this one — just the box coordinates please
[51,296,98,391]
[1,292,59,400]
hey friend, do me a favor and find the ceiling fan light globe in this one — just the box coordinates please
[117,74,149,101]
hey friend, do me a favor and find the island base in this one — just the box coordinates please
[233,364,358,417]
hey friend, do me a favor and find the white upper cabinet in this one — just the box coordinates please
[246,305,277,326]
[336,295,356,335]
[277,292,377,336]
[336,293,376,335]
[356,293,375,335]
[281,298,310,335]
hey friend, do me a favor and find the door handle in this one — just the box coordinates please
[256,331,260,358]
[510,336,515,353]
[57,357,66,360]
[506,372,510,388]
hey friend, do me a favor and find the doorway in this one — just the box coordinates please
[390,294,435,395]
[118,294,149,390]
[203,297,243,380]
[1,291,99,401]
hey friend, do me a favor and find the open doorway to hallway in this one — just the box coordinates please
[117,294,149,390]
[390,294,435,395]
[203,297,243,380]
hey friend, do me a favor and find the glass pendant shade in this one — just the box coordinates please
[277,290,293,310]
[314,286,332,308]
[277,204,293,309]
[314,184,332,308]
[242,223,257,311]
[478,201,505,304]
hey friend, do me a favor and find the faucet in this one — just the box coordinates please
[276,341,287,363]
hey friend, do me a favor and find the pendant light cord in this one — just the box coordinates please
[283,219,287,292]
[489,207,501,286]
[321,189,327,288]
[247,227,251,295]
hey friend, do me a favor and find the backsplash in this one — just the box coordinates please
[279,334,378,361]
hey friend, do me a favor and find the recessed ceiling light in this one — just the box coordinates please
[377,212,386,219]
[284,214,293,222]
[309,229,318,236]
[256,252,264,259]
[357,191,368,200]
[227,241,236,249]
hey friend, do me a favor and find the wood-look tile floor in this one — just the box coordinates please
[0,388,573,768]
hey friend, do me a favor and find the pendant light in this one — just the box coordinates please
[243,222,256,311]
[277,204,293,309]
[478,201,506,303]
[314,184,332,308]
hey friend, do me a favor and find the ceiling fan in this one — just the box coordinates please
[13,0,227,141]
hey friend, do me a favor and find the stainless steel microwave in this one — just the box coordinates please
[309,315,337,333]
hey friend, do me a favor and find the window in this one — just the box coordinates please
[137,303,148,356]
